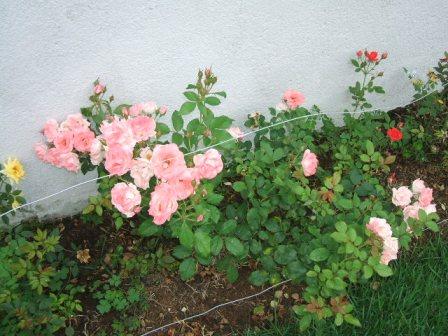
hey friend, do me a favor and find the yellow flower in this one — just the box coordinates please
[12,200,20,209]
[1,157,25,183]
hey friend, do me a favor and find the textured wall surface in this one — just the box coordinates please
[1,0,447,220]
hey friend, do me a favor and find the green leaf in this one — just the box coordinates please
[172,132,183,146]
[172,245,192,259]
[205,96,221,106]
[226,264,239,283]
[310,247,330,262]
[179,222,194,249]
[138,219,161,237]
[374,263,393,277]
[344,314,362,327]
[232,181,246,192]
[183,91,199,101]
[338,198,353,210]
[225,237,245,257]
[287,261,307,280]
[211,115,233,129]
[214,91,227,98]
[335,221,347,233]
[179,258,197,281]
[172,111,184,131]
[179,101,196,115]
[249,270,268,286]
[220,219,237,235]
[211,236,223,256]
[365,140,375,156]
[194,230,211,257]
[299,314,312,331]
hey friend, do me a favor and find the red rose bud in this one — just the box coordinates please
[381,52,388,60]
[356,50,363,57]
[366,51,379,62]
[387,128,403,142]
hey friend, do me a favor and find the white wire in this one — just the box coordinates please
[138,218,448,336]
[1,83,445,218]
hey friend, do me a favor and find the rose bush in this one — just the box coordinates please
[32,52,445,330]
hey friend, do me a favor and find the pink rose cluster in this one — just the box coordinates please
[366,217,399,265]
[112,145,223,224]
[391,179,436,224]
[34,113,95,172]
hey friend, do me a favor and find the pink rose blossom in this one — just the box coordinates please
[100,118,136,150]
[151,144,187,180]
[53,131,74,153]
[159,105,168,115]
[58,152,80,172]
[73,129,95,153]
[283,89,305,109]
[403,203,420,221]
[130,158,154,190]
[89,138,105,165]
[366,217,393,240]
[168,169,195,200]
[193,149,223,180]
[301,149,319,177]
[142,101,158,114]
[104,144,133,176]
[423,203,437,214]
[228,127,244,140]
[148,183,179,225]
[111,182,141,218]
[128,116,156,142]
[276,102,288,111]
[380,236,399,265]
[391,186,413,207]
[418,187,433,207]
[411,179,426,194]
[34,143,49,162]
[94,83,105,94]
[139,147,153,160]
[43,119,59,142]
[61,114,90,131]
[197,214,204,222]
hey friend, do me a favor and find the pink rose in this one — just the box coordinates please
[380,236,399,265]
[142,101,158,114]
[197,214,204,222]
[100,118,136,150]
[193,149,223,180]
[159,105,168,115]
[283,89,305,109]
[148,183,178,225]
[418,187,433,207]
[104,144,133,176]
[34,143,49,162]
[128,103,144,117]
[151,144,187,180]
[411,179,425,194]
[111,182,141,218]
[301,149,318,177]
[276,102,288,111]
[366,217,392,240]
[423,203,437,215]
[391,186,413,207]
[73,129,95,153]
[43,119,59,142]
[89,138,105,165]
[403,203,420,221]
[53,131,74,153]
[139,147,153,160]
[228,127,244,140]
[130,158,154,190]
[61,114,90,131]
[94,83,105,94]
[128,116,156,142]
[168,169,195,200]
[58,152,80,172]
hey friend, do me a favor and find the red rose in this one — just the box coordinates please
[387,128,403,142]
[366,51,379,62]
[356,50,363,57]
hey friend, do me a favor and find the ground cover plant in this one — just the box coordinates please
[0,51,447,335]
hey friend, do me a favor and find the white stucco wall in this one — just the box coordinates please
[1,0,447,220]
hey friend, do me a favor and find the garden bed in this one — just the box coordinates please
[1,51,447,336]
